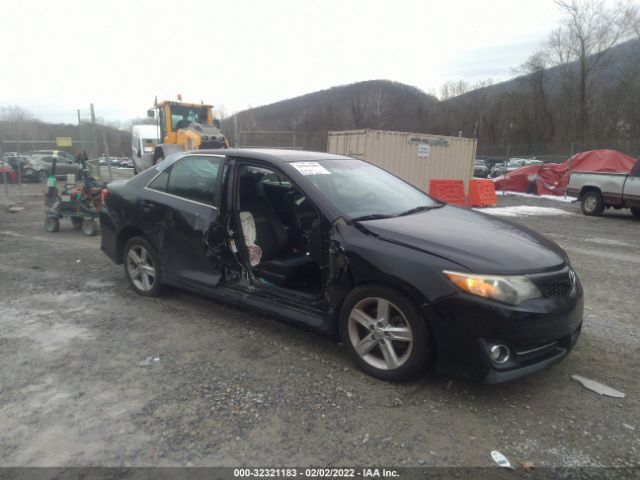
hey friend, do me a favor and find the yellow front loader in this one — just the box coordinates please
[147,99,227,164]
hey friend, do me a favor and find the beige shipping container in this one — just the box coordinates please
[327,129,477,193]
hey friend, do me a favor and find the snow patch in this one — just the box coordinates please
[0,230,26,237]
[497,191,578,203]
[477,206,573,217]
[85,279,115,289]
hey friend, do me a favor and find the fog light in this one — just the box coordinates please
[489,344,510,364]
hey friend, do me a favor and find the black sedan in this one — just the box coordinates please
[100,149,582,382]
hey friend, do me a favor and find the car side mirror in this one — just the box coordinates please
[147,109,155,119]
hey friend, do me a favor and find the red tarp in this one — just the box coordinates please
[493,149,638,196]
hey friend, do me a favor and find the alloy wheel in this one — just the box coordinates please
[347,297,413,370]
[584,195,597,213]
[126,245,156,292]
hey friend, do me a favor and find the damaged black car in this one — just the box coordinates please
[100,149,583,383]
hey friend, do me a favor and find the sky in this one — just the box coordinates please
[0,0,568,125]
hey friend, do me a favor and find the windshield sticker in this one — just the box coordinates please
[291,162,331,175]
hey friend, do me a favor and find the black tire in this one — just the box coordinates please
[45,216,59,232]
[338,284,431,382]
[630,207,640,217]
[123,236,163,297]
[38,170,49,183]
[71,217,83,229]
[581,190,605,216]
[81,218,98,236]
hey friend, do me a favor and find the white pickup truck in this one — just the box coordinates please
[566,162,640,216]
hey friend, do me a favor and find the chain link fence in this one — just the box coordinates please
[477,139,640,163]
[235,130,301,149]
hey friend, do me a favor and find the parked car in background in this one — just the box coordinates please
[27,155,81,183]
[4,154,33,175]
[98,156,122,168]
[566,164,640,216]
[101,148,583,383]
[0,160,17,183]
[490,162,507,177]
[491,159,541,177]
[480,157,506,171]
[25,150,75,162]
[119,158,134,168]
[473,159,490,178]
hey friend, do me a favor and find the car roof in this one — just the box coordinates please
[194,148,354,163]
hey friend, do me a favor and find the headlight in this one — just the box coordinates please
[443,271,542,305]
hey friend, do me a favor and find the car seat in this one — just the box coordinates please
[238,173,316,288]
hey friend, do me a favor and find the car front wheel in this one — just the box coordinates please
[123,237,163,296]
[339,285,431,381]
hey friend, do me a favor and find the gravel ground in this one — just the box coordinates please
[0,184,638,470]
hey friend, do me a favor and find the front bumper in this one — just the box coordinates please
[422,286,583,383]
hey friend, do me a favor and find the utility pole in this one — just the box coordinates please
[90,103,98,158]
[102,132,113,183]
[234,115,239,148]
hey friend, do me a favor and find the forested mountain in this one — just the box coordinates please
[224,37,640,155]
[222,80,439,150]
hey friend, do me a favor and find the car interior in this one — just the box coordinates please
[236,164,323,296]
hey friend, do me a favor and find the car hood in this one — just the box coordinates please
[358,205,566,274]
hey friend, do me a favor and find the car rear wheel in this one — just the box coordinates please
[339,285,430,381]
[581,191,604,216]
[630,207,640,217]
[38,170,49,183]
[124,237,163,296]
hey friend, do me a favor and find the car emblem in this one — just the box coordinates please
[568,269,576,286]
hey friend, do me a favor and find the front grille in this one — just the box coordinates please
[541,281,573,297]
[529,267,577,298]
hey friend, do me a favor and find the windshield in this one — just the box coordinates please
[171,105,208,129]
[296,159,439,219]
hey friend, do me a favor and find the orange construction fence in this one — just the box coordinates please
[468,179,497,207]
[428,179,466,206]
